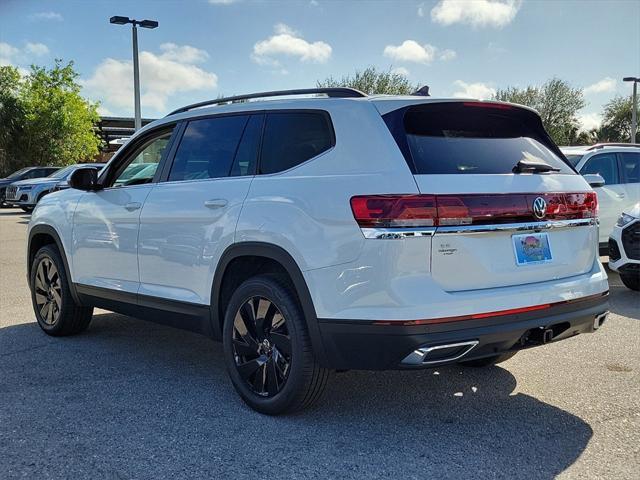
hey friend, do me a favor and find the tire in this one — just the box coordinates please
[222,274,330,415]
[21,206,34,213]
[30,245,93,336]
[620,273,640,291]
[460,351,517,368]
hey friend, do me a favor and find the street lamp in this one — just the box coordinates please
[623,76,639,143]
[109,16,158,131]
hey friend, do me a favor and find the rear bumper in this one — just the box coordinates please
[317,292,609,370]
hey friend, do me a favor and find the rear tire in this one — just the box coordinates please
[460,351,517,367]
[30,245,93,336]
[620,273,640,291]
[222,275,330,415]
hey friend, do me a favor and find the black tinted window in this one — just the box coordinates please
[385,103,572,175]
[169,115,248,181]
[260,112,333,174]
[582,153,619,185]
[620,152,639,183]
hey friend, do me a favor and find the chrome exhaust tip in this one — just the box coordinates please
[593,311,608,330]
[401,340,479,366]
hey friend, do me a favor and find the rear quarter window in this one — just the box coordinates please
[384,102,574,175]
[259,111,334,174]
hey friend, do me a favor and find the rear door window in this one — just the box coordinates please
[581,153,620,185]
[384,102,573,175]
[169,115,249,181]
[259,111,334,174]
[619,152,639,183]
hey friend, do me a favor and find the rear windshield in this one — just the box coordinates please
[383,103,574,175]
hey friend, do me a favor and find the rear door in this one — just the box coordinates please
[579,152,626,242]
[383,101,598,292]
[619,151,640,213]
[137,113,262,305]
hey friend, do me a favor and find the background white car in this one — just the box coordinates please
[561,144,640,249]
[608,203,640,291]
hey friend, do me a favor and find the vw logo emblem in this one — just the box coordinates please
[532,197,547,219]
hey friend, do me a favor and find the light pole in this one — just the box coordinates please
[109,16,158,131]
[623,76,639,143]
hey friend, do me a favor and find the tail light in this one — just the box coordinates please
[350,192,598,228]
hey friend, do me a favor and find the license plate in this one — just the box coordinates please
[512,232,553,266]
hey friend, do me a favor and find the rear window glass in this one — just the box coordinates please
[259,112,334,174]
[384,103,573,175]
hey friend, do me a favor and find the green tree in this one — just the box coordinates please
[494,78,585,145]
[0,60,102,176]
[598,96,638,143]
[317,66,418,95]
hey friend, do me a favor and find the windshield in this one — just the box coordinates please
[48,165,76,179]
[7,168,30,179]
[564,154,584,167]
[384,103,574,175]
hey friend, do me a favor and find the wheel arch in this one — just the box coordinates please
[211,242,329,365]
[28,224,80,303]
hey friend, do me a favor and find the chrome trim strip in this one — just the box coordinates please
[435,218,596,235]
[401,340,479,366]
[361,227,436,239]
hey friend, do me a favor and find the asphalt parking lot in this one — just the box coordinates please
[0,208,638,479]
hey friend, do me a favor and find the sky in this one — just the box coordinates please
[1,0,639,131]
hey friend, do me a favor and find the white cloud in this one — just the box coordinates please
[384,40,436,64]
[208,0,239,4]
[383,40,455,64]
[431,0,520,28]
[392,67,410,77]
[578,112,602,132]
[438,49,457,61]
[159,43,209,63]
[252,24,332,65]
[583,77,616,95]
[0,41,49,66]
[29,11,63,21]
[82,44,218,114]
[25,42,49,56]
[417,2,427,17]
[452,80,496,100]
[310,0,320,6]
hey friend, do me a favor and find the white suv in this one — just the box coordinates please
[561,144,640,248]
[27,88,610,414]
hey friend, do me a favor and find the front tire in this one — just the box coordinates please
[30,245,93,336]
[222,275,330,415]
[620,273,640,291]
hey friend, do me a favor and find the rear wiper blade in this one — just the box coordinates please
[512,159,560,173]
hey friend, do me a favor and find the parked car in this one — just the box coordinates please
[28,88,609,414]
[608,203,640,290]
[0,166,60,207]
[560,144,640,249]
[6,163,105,212]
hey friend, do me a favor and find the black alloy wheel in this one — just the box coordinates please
[232,296,292,397]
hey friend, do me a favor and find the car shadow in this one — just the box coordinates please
[603,266,639,321]
[0,209,26,216]
[0,313,593,479]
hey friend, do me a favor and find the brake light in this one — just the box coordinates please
[350,192,598,228]
[349,195,436,228]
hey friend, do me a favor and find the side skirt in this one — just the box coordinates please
[75,284,214,337]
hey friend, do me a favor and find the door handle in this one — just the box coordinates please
[204,199,228,209]
[124,202,142,211]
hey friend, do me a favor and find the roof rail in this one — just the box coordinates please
[587,142,640,150]
[166,87,367,117]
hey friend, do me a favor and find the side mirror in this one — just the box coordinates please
[583,173,605,188]
[68,167,101,191]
